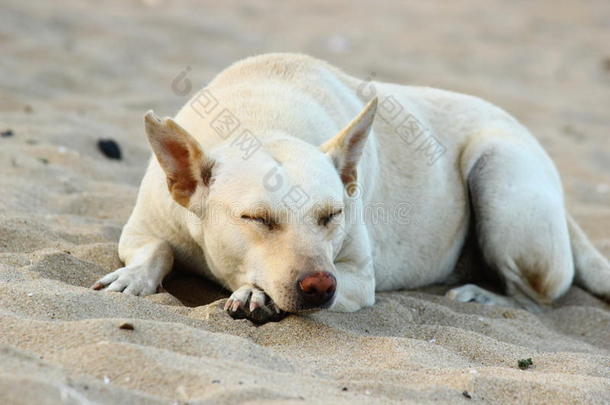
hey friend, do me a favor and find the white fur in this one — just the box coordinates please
[94,53,609,317]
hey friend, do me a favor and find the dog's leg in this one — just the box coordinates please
[329,223,376,312]
[446,134,574,309]
[330,266,376,311]
[92,236,173,296]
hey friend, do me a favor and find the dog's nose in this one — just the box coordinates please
[297,271,336,308]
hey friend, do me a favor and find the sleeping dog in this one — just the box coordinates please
[93,53,610,322]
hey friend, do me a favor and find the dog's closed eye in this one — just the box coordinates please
[319,209,342,227]
[241,214,279,231]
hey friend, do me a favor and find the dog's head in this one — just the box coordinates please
[144,98,377,312]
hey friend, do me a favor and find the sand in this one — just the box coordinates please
[1,0,609,404]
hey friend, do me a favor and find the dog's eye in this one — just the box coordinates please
[241,214,278,231]
[319,209,342,227]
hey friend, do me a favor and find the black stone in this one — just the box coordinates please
[1,129,14,137]
[119,322,134,330]
[97,138,122,160]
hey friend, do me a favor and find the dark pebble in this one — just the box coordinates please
[342,387,348,392]
[1,129,14,137]
[462,390,472,399]
[119,322,134,330]
[211,379,220,384]
[97,139,122,160]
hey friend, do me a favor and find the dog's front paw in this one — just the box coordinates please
[224,285,287,324]
[91,266,160,296]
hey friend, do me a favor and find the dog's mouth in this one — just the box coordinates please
[290,307,326,315]
[275,294,336,314]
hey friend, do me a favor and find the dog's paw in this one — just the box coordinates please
[445,284,501,305]
[224,285,287,324]
[91,266,159,296]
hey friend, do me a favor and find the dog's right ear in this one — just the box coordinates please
[144,110,215,209]
[320,98,377,194]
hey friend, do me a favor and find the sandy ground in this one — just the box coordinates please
[1,0,609,404]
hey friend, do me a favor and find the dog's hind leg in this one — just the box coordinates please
[446,132,574,309]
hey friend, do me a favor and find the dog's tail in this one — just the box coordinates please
[567,214,610,300]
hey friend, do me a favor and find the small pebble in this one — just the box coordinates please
[97,139,122,160]
[429,338,436,343]
[462,390,472,399]
[518,358,533,370]
[211,379,220,384]
[119,322,134,330]
[1,129,13,137]
[341,387,348,392]
[27,293,33,297]
[103,376,110,384]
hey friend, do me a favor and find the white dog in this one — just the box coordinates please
[93,53,609,322]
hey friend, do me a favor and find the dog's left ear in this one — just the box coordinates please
[144,110,215,209]
[320,98,377,192]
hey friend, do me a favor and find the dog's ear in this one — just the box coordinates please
[320,98,377,193]
[144,110,215,208]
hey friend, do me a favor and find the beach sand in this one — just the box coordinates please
[1,0,609,403]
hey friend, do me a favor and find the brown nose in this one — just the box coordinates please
[297,271,336,308]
